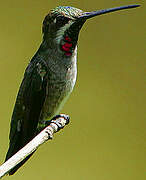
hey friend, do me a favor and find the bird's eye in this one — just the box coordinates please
[56,16,64,21]
[56,16,69,24]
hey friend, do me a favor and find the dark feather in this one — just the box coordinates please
[5,59,48,175]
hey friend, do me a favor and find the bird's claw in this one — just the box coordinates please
[45,114,70,131]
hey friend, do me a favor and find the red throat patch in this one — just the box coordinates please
[61,36,73,56]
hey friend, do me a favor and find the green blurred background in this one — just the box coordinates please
[0,0,145,179]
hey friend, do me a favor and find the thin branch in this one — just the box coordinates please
[0,114,70,178]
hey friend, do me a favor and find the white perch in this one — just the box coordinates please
[0,115,69,178]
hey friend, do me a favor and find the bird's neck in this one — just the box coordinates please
[32,37,77,74]
[42,32,77,58]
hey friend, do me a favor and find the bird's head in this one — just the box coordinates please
[42,5,139,56]
[42,6,85,56]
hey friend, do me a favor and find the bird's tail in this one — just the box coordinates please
[5,133,35,175]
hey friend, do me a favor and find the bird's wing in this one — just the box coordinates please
[5,59,48,161]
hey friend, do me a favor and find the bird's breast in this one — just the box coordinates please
[40,55,77,121]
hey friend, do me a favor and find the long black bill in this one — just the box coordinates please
[79,5,140,19]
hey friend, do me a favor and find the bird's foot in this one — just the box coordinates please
[45,114,70,131]
[37,114,70,133]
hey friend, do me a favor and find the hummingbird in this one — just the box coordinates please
[5,4,139,175]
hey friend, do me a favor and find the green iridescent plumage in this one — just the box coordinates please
[51,6,84,19]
